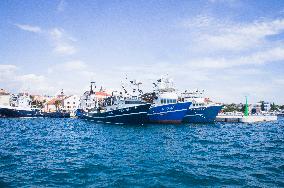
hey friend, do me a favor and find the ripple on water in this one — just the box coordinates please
[0,117,283,187]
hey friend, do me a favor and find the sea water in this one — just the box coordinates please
[0,117,283,187]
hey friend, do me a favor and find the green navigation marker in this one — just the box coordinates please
[244,96,249,116]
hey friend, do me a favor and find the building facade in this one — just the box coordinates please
[0,89,10,106]
[62,95,80,112]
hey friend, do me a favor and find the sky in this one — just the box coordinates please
[1,0,284,104]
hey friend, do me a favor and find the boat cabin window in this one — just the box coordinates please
[125,100,143,104]
[132,96,138,100]
[161,99,177,104]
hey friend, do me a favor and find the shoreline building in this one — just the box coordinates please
[78,87,111,112]
[62,95,80,113]
[43,89,66,112]
[253,101,271,113]
[0,89,10,106]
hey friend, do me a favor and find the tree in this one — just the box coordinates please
[222,103,239,112]
[260,101,265,111]
[270,102,278,111]
[241,104,246,113]
[54,100,62,111]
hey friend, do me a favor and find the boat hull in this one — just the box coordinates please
[182,105,222,123]
[42,112,70,118]
[0,107,41,118]
[80,104,151,124]
[148,102,192,124]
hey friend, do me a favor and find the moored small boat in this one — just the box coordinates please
[0,105,42,118]
[181,90,222,123]
[0,94,42,118]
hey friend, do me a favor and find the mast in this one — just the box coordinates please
[90,81,96,94]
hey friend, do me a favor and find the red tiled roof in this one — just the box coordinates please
[95,92,110,97]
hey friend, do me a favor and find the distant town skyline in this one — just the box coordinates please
[1,0,284,104]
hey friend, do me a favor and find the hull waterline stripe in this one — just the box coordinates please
[184,114,203,117]
[148,108,188,116]
[84,111,148,119]
[106,111,148,118]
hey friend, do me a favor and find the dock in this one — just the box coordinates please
[216,115,277,123]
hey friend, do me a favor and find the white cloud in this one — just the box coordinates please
[49,28,77,55]
[16,74,45,83]
[273,78,284,85]
[15,74,53,93]
[54,45,76,55]
[179,16,284,71]
[15,24,76,56]
[63,60,87,70]
[185,17,284,51]
[50,60,87,72]
[57,0,66,12]
[15,24,42,33]
[15,59,94,95]
[0,65,18,82]
[188,47,284,69]
[45,60,96,94]
[0,64,17,72]
[0,65,55,94]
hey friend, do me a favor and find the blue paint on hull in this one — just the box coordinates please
[148,102,192,124]
[80,104,151,124]
[183,105,222,123]
[0,107,42,118]
[75,109,84,118]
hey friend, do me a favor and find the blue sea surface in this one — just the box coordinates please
[0,117,283,187]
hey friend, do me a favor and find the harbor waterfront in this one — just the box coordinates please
[0,117,283,187]
[2,1,284,187]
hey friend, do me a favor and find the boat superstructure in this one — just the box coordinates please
[181,90,222,123]
[147,77,192,124]
[76,82,99,117]
[0,93,41,118]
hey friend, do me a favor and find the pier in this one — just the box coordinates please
[216,115,278,123]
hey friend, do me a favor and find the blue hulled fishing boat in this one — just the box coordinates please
[181,90,222,123]
[146,77,192,124]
